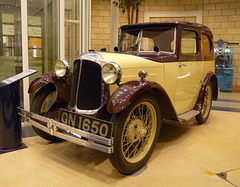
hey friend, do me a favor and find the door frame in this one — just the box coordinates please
[144,11,203,24]
[21,0,91,110]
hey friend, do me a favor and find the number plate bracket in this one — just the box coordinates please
[59,108,113,139]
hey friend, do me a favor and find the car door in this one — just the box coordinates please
[174,29,202,102]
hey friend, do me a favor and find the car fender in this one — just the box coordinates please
[106,80,178,121]
[194,71,218,111]
[28,72,72,105]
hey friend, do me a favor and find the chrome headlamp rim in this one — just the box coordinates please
[54,59,70,78]
[101,62,122,85]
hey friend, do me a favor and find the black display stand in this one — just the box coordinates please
[0,70,37,154]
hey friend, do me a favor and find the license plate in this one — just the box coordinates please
[59,109,112,138]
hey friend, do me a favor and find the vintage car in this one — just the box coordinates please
[19,21,218,175]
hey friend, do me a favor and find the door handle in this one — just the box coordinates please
[179,63,187,68]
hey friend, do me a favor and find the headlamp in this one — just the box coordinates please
[55,59,69,78]
[101,62,122,85]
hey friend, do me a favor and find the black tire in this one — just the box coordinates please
[196,82,213,124]
[31,84,62,142]
[109,93,162,175]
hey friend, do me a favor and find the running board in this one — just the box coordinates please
[178,110,200,123]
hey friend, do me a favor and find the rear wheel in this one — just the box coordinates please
[109,93,162,175]
[31,84,62,142]
[196,82,213,124]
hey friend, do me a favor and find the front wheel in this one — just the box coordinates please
[196,82,213,124]
[109,93,162,175]
[31,84,62,142]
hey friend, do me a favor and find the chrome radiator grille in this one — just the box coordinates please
[69,60,102,110]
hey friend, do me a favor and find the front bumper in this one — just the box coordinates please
[18,107,114,154]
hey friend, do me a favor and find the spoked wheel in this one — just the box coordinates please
[122,101,157,163]
[40,90,56,114]
[196,82,213,124]
[109,93,162,175]
[31,84,62,142]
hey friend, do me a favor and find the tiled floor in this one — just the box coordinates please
[212,92,240,112]
[1,112,240,186]
[1,91,240,186]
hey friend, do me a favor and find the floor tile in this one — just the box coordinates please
[0,110,240,186]
[227,169,240,186]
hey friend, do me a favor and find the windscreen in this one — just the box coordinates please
[118,27,175,53]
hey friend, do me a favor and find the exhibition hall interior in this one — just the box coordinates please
[0,0,240,186]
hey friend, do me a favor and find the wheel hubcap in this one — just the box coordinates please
[126,119,147,142]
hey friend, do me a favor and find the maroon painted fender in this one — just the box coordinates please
[28,72,72,105]
[106,80,178,121]
[28,72,57,93]
[194,71,218,111]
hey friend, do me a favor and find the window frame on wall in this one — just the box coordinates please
[143,11,203,62]
[144,11,203,24]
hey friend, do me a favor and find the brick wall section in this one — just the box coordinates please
[91,0,111,51]
[91,0,240,86]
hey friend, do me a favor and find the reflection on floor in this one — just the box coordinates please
[212,91,240,112]
[1,110,240,186]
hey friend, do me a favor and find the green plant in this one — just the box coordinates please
[105,0,145,24]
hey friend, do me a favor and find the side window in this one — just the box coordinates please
[181,30,197,54]
[201,34,211,55]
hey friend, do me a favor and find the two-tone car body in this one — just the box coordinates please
[19,21,218,174]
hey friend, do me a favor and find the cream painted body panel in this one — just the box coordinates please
[175,61,203,101]
[99,52,214,115]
